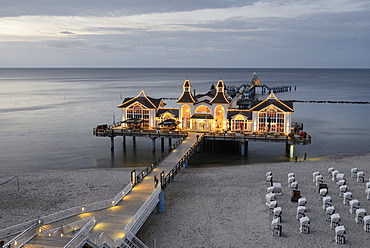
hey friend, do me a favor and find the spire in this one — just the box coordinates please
[177,79,196,103]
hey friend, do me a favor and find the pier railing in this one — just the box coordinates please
[63,217,96,248]
[204,132,311,145]
[0,183,132,240]
[93,125,188,138]
[136,134,187,184]
[162,134,204,190]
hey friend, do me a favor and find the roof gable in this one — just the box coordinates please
[118,90,163,109]
[250,92,293,112]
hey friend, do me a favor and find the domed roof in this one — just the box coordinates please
[183,79,191,87]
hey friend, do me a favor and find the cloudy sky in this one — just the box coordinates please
[0,0,369,68]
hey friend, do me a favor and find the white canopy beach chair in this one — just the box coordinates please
[355,208,366,224]
[328,167,334,175]
[288,176,295,187]
[268,201,277,215]
[343,192,352,206]
[357,171,365,182]
[332,170,339,181]
[337,179,346,186]
[349,199,360,214]
[288,172,295,178]
[273,207,282,222]
[299,216,310,234]
[266,193,276,206]
[330,213,340,229]
[339,185,347,198]
[315,175,324,187]
[271,218,282,237]
[273,183,282,195]
[326,206,335,222]
[322,196,332,210]
[312,171,320,183]
[351,168,358,178]
[319,188,327,201]
[335,225,346,244]
[336,173,345,183]
[266,171,272,177]
[363,215,370,232]
[296,206,306,220]
[291,181,298,190]
[298,197,307,207]
[266,175,273,187]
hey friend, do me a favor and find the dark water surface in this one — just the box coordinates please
[0,68,369,171]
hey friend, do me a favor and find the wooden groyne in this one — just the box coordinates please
[288,100,370,104]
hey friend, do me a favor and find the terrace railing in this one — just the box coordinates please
[63,217,96,248]
[0,183,132,240]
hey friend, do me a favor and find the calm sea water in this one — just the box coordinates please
[0,68,369,172]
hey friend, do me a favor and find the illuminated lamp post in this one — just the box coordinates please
[131,169,137,186]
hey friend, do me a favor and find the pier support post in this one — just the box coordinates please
[122,136,126,145]
[161,137,165,152]
[157,191,165,214]
[132,136,136,146]
[168,138,172,148]
[110,137,115,150]
[151,137,157,152]
[286,143,294,158]
[184,159,188,168]
[240,141,246,156]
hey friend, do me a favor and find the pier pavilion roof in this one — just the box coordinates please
[118,90,164,109]
[249,92,293,112]
[227,110,252,119]
[191,113,214,119]
[156,108,179,118]
[177,80,196,103]
[210,80,230,104]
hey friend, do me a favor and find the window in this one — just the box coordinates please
[258,107,285,133]
[214,105,224,129]
[127,103,150,127]
[195,105,211,113]
[181,105,191,129]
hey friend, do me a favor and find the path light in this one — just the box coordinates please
[81,206,85,212]
[131,170,137,185]
[112,200,115,205]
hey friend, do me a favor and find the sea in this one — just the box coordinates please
[0,68,370,172]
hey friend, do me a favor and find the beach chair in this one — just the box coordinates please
[357,171,365,182]
[318,183,328,193]
[335,226,346,244]
[328,167,334,175]
[363,215,370,232]
[315,175,324,186]
[296,206,306,220]
[312,171,320,184]
[266,172,272,177]
[349,199,360,214]
[291,181,298,190]
[343,192,352,206]
[299,216,310,234]
[298,197,307,207]
[355,208,366,224]
[266,193,276,206]
[267,186,274,193]
[319,188,327,201]
[351,168,358,178]
[266,175,273,187]
[322,196,332,210]
[330,213,340,229]
[366,188,370,200]
[339,185,347,198]
[337,179,346,186]
[288,172,295,178]
[271,218,282,237]
[332,170,339,181]
[288,176,295,187]
[291,190,301,202]
[336,173,345,182]
[269,201,277,215]
[273,207,282,222]
[273,183,282,195]
[326,206,335,222]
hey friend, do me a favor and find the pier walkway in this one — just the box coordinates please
[2,133,200,248]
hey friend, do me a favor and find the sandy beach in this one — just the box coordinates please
[0,168,134,230]
[137,154,370,248]
[1,154,370,247]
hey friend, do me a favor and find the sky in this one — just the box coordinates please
[0,0,369,68]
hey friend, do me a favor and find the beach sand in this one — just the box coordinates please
[1,155,370,247]
[0,168,134,230]
[137,154,370,248]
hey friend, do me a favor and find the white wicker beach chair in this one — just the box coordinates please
[363,215,370,232]
[357,171,365,182]
[355,208,366,224]
[349,199,360,214]
[351,168,358,178]
[332,170,339,181]
[343,192,352,206]
[326,206,335,222]
[322,196,332,210]
[339,185,347,198]
[312,171,320,183]
[335,225,346,244]
[299,216,310,234]
[330,213,340,229]
[271,218,282,237]
[298,197,307,207]
[296,206,306,220]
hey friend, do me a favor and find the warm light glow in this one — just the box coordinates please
[39,228,42,233]
[81,207,85,211]
[112,200,115,205]
[38,219,42,224]
[61,233,63,237]
[14,241,17,246]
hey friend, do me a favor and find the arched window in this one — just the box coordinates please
[258,107,284,133]
[214,105,224,129]
[181,105,191,129]
[195,105,211,113]
[127,103,150,126]
[234,115,246,131]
